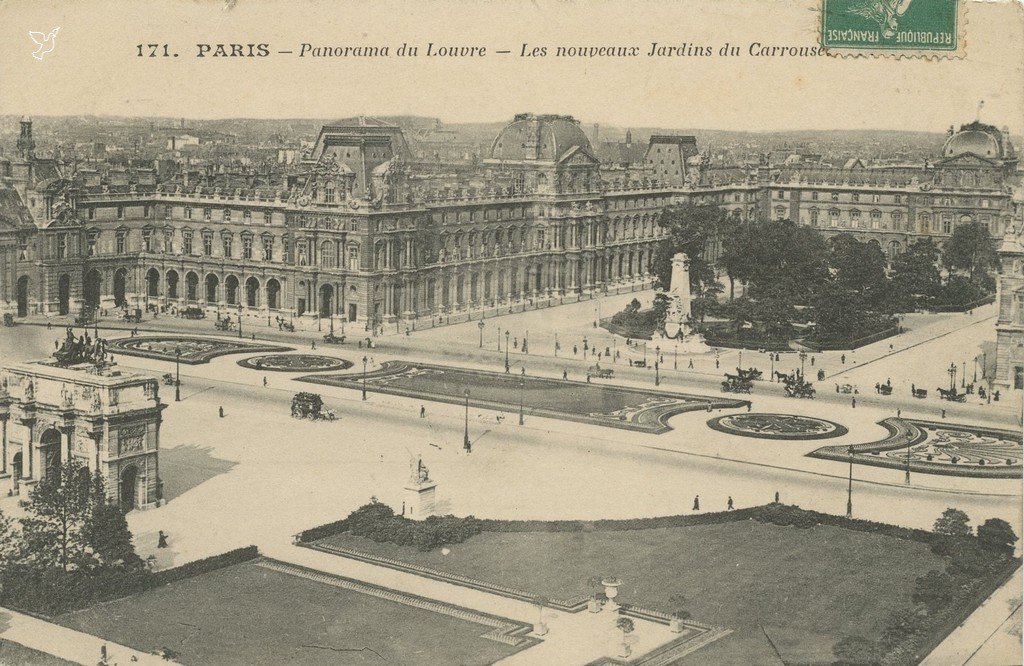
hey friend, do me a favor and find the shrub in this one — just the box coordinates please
[933,509,971,537]
[339,501,482,552]
[976,518,1018,555]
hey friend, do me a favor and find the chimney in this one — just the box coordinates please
[17,117,35,159]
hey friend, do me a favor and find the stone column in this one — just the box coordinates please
[20,417,35,481]
[60,425,74,465]
[0,415,7,476]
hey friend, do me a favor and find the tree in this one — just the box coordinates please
[889,238,941,309]
[615,616,636,657]
[942,222,999,283]
[652,203,730,293]
[82,500,144,570]
[812,281,875,347]
[976,518,1018,554]
[21,460,100,571]
[0,507,20,579]
[933,508,972,537]
[829,236,888,308]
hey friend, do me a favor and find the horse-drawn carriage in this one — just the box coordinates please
[722,373,753,393]
[937,387,966,402]
[913,388,928,399]
[161,373,175,386]
[181,306,205,320]
[879,383,893,396]
[281,322,296,332]
[781,373,816,399]
[291,392,338,421]
[588,365,614,379]
[122,308,142,323]
[323,333,346,344]
[737,367,763,381]
[214,317,234,331]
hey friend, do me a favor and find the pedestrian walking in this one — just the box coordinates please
[688,359,694,369]
[774,491,780,504]
[505,365,510,374]
[157,530,168,548]
[746,403,752,412]
[715,359,720,369]
[263,376,267,388]
[897,408,901,418]
[563,370,568,381]
[311,340,316,350]
[573,345,578,355]
[841,354,846,364]
[810,356,815,366]
[218,406,224,418]
[692,495,700,511]
[420,405,426,418]
[852,397,856,408]
[727,496,734,510]
[586,374,591,383]
[521,367,526,376]
[941,408,946,419]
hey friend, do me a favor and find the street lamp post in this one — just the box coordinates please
[463,389,471,452]
[238,304,243,340]
[478,320,485,348]
[961,361,966,388]
[846,445,854,518]
[770,353,775,382]
[799,351,807,378]
[361,356,368,400]
[655,346,661,385]
[905,436,912,485]
[505,331,510,372]
[982,352,987,379]
[973,356,978,384]
[174,346,181,402]
[673,346,677,370]
[948,363,957,391]
[518,378,525,425]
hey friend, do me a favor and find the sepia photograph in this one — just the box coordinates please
[0,0,1021,664]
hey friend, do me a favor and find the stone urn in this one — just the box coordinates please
[602,578,622,611]
[669,616,686,633]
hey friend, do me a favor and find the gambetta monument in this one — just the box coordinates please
[663,252,693,339]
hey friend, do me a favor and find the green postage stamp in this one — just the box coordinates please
[821,0,965,57]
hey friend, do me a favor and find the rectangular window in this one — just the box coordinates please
[185,207,193,220]
[223,236,233,257]
[244,210,252,223]
[203,233,213,256]
[87,208,95,220]
[263,237,273,261]
[116,232,127,254]
[224,209,232,223]
[117,206,124,219]
[57,234,67,259]
[264,211,272,225]
[143,230,152,252]
[182,231,193,255]
[203,208,211,221]
[811,192,819,201]
[243,236,253,260]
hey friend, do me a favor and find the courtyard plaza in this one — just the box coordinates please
[0,292,1020,666]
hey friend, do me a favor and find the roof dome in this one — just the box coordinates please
[489,114,593,161]
[942,122,1006,159]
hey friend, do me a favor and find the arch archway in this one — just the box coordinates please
[113,268,128,307]
[225,275,239,305]
[119,465,138,511]
[205,274,219,303]
[84,269,102,308]
[57,274,70,315]
[318,284,333,317]
[146,268,159,298]
[245,277,261,308]
[266,279,281,310]
[166,270,179,300]
[11,452,22,491]
[39,428,62,482]
[185,272,199,302]
[16,275,30,317]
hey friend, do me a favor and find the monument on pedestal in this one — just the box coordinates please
[404,456,437,519]
[663,252,694,339]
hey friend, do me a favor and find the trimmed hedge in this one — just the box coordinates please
[150,545,259,588]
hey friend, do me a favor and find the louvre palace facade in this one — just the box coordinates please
[0,114,1020,334]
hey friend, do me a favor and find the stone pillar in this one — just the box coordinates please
[0,415,7,476]
[20,418,34,481]
[60,425,74,465]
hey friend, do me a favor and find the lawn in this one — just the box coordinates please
[0,640,76,666]
[316,519,947,663]
[55,559,530,666]
[300,361,744,433]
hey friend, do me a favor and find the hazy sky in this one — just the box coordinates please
[0,0,1022,133]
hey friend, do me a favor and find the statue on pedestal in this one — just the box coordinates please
[663,253,693,340]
